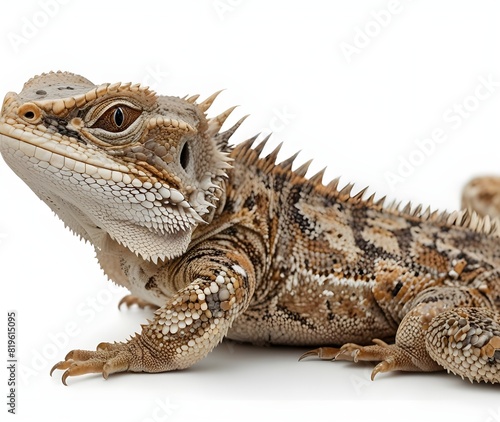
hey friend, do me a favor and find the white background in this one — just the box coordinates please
[1,1,500,421]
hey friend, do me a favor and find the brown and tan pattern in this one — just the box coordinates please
[1,71,499,385]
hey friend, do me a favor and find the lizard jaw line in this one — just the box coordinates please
[0,127,207,231]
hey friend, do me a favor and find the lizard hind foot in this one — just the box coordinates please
[425,307,500,384]
[300,339,435,381]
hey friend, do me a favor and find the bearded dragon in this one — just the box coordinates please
[0,71,499,386]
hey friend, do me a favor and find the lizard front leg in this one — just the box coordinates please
[50,245,255,385]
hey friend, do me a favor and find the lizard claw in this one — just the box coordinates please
[299,344,368,362]
[333,343,365,362]
[299,347,340,361]
[50,346,134,385]
[371,357,396,380]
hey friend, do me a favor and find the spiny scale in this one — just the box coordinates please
[198,90,224,113]
[309,168,326,185]
[294,160,313,177]
[206,106,238,137]
[279,151,301,171]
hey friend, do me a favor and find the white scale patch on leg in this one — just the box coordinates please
[232,264,247,278]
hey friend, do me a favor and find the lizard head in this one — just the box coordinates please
[0,71,243,263]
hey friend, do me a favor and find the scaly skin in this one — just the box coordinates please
[0,71,499,385]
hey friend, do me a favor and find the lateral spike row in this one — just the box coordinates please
[402,201,412,214]
[309,167,327,185]
[457,210,469,227]
[386,200,396,211]
[254,134,272,156]
[412,204,423,217]
[469,211,480,231]
[428,209,439,221]
[339,183,355,198]
[444,210,454,223]
[263,143,283,171]
[483,214,492,234]
[294,160,313,177]
[353,186,369,201]
[421,206,431,220]
[476,216,485,233]
[386,200,400,212]
[237,134,259,152]
[365,192,376,205]
[375,196,387,208]
[279,151,301,171]
[232,135,262,167]
[326,177,341,191]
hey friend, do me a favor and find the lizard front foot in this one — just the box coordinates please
[50,341,140,385]
[118,294,158,310]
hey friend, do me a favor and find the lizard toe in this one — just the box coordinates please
[50,346,134,385]
[299,347,340,361]
[118,295,158,310]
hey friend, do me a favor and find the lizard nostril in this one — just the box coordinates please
[18,103,42,123]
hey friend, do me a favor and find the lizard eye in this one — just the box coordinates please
[113,107,124,127]
[91,104,141,133]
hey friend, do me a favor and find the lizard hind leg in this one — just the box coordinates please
[425,307,500,384]
[300,303,445,380]
[300,288,500,383]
